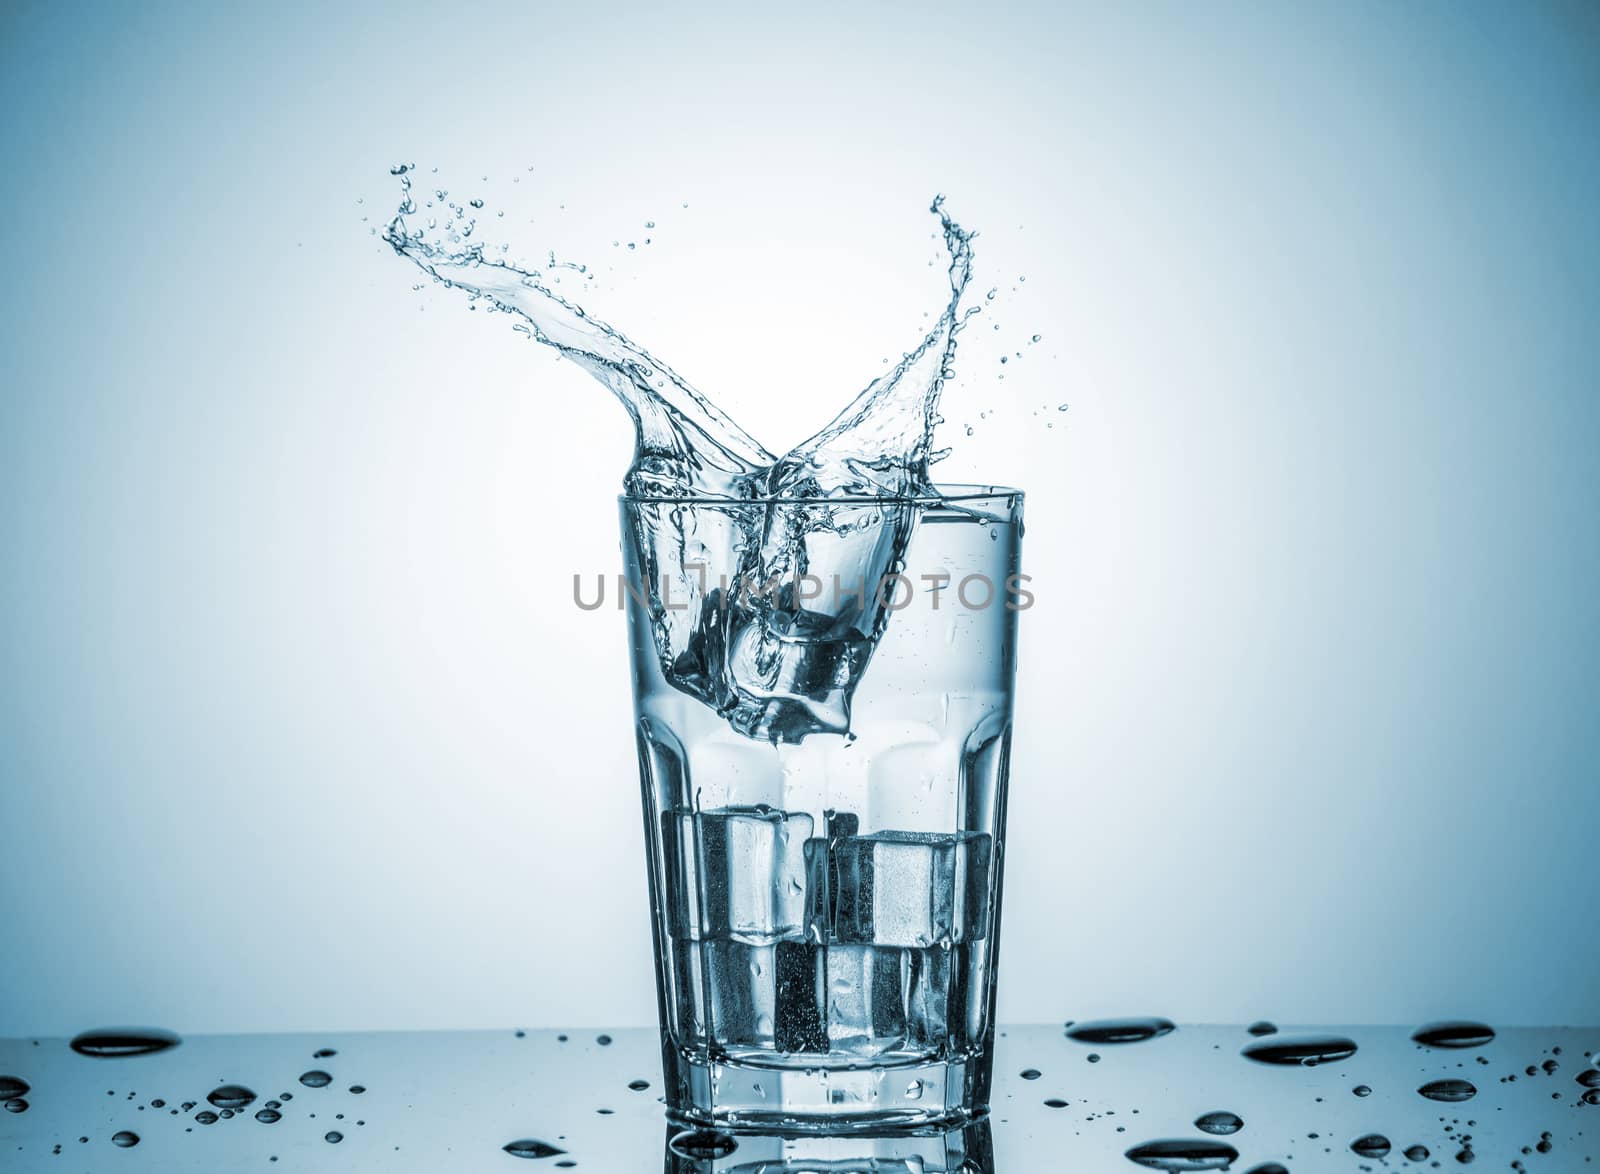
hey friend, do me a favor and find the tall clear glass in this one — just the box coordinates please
[621,486,1024,1131]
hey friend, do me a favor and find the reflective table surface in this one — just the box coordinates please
[3,1024,1596,1171]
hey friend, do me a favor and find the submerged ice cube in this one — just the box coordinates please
[806,830,993,948]
[662,806,814,943]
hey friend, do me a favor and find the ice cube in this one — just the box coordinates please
[774,940,828,1054]
[825,945,909,1053]
[673,939,777,1051]
[806,831,993,948]
[661,806,814,943]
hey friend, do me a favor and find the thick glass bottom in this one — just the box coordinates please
[666,1052,987,1132]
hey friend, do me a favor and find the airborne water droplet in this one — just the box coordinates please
[1067,1018,1176,1045]
[1194,1111,1243,1135]
[1241,1035,1358,1066]
[1411,1021,1496,1049]
[1351,1133,1392,1158]
[504,1139,566,1159]
[1124,1138,1239,1170]
[111,1131,139,1148]
[70,1028,181,1058]
[1419,1078,1477,1102]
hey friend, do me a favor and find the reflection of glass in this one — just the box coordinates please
[663,1119,996,1173]
[623,489,1024,1130]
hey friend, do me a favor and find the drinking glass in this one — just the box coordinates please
[621,486,1024,1130]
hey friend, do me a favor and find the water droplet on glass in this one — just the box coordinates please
[1246,1021,1277,1037]
[1194,1111,1243,1135]
[1412,1022,1495,1049]
[255,1109,281,1124]
[325,1131,343,1144]
[70,1028,181,1057]
[1352,1133,1392,1158]
[1419,1078,1477,1102]
[0,1078,27,1100]
[195,1111,219,1125]
[111,1131,139,1148]
[504,1139,566,1159]
[300,1070,332,1088]
[668,1130,738,1160]
[1124,1138,1239,1170]
[1241,1035,1358,1066]
[1404,1144,1431,1161]
[1067,1018,1176,1045]
[207,1084,256,1110]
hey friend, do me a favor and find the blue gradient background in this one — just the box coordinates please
[2,1,1597,1035]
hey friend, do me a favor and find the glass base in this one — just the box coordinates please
[667,1053,987,1132]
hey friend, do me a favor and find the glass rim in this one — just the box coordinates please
[619,482,1024,506]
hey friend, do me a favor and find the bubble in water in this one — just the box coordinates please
[1067,1018,1176,1045]
[3,1098,26,1113]
[1124,1138,1239,1170]
[505,1139,567,1159]
[1351,1133,1392,1158]
[325,1131,343,1144]
[1241,1035,1358,1066]
[111,1131,140,1148]
[1404,1144,1431,1161]
[208,1084,257,1110]
[195,1110,219,1125]
[669,1130,739,1160]
[1245,1022,1278,1037]
[1353,1084,1372,1097]
[300,1070,332,1088]
[1194,1111,1243,1135]
[255,1108,281,1124]
[0,1077,27,1099]
[1020,1068,1042,1080]
[1412,1022,1495,1049]
[70,1028,181,1057]
[1419,1078,1477,1102]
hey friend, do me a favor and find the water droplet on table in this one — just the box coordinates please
[628,1079,650,1091]
[504,1139,567,1159]
[1419,1078,1477,1102]
[1351,1133,1391,1158]
[70,1028,181,1057]
[255,1108,281,1123]
[325,1130,343,1143]
[1241,1035,1358,1066]
[1194,1111,1243,1135]
[300,1070,332,1088]
[3,1098,27,1114]
[0,1078,27,1100]
[1067,1018,1176,1045]
[1353,1084,1372,1096]
[1020,1068,1041,1080]
[1412,1021,1495,1049]
[111,1131,139,1148]
[207,1084,256,1109]
[668,1130,738,1160]
[1124,1138,1239,1170]
[1404,1143,1431,1160]
[1245,1021,1277,1037]
[195,1110,219,1125]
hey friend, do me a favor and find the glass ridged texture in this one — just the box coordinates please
[622,487,1023,1130]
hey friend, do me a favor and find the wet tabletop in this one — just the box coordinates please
[2,1024,1597,1172]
